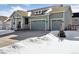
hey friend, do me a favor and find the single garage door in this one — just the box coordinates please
[51,20,62,30]
[31,20,45,31]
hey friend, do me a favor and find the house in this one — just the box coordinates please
[4,18,11,30]
[29,5,72,31]
[10,5,72,31]
[0,16,8,30]
[72,12,79,30]
[10,10,29,30]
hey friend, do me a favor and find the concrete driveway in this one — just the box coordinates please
[0,31,49,47]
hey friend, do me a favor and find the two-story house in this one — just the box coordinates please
[10,5,72,31]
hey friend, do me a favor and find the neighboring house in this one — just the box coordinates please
[0,16,8,30]
[72,12,79,30]
[10,10,29,30]
[4,18,11,30]
[10,5,72,31]
[29,5,72,31]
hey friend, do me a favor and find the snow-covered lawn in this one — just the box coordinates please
[0,30,14,36]
[0,31,79,54]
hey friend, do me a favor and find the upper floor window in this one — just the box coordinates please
[33,10,47,15]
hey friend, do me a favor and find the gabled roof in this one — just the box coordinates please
[10,10,28,17]
[0,16,8,21]
[16,10,28,17]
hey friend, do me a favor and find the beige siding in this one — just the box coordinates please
[50,13,63,18]
[64,10,72,28]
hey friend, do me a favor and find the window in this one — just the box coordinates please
[33,10,43,15]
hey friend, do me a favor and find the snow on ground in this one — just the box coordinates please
[0,31,79,54]
[0,30,14,36]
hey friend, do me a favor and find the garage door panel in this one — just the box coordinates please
[52,20,62,30]
[31,20,45,31]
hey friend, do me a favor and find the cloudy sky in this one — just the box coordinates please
[0,4,79,17]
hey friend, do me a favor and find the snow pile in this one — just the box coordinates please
[0,31,79,54]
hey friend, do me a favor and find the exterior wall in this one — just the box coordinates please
[29,15,49,31]
[64,10,72,29]
[50,13,63,18]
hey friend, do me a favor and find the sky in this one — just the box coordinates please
[0,4,79,17]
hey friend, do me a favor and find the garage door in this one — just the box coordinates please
[51,20,62,30]
[31,20,45,31]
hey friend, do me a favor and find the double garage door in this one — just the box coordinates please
[31,20,46,31]
[51,20,62,30]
